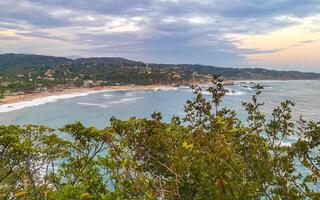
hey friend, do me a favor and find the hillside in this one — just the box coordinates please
[186,65,320,80]
[0,53,71,76]
[0,53,319,95]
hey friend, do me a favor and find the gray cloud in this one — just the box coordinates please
[0,35,20,41]
[0,0,320,69]
[299,40,318,44]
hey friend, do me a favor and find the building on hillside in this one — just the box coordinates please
[83,80,95,87]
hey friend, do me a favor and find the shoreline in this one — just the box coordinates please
[0,84,180,105]
[0,79,303,105]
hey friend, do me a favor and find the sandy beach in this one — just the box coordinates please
[0,84,181,105]
[0,79,238,105]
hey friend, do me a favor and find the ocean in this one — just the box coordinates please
[0,80,319,130]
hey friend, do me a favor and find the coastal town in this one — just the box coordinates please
[1,54,319,102]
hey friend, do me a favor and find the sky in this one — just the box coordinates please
[0,0,320,72]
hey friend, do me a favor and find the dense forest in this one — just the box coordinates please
[1,78,319,199]
[1,53,320,97]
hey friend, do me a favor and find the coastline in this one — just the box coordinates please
[0,79,315,113]
[0,79,304,105]
[0,79,240,106]
[0,84,179,105]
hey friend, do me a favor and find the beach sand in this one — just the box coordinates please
[0,85,179,105]
[0,80,237,105]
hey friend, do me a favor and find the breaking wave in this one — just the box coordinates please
[78,97,144,108]
[0,92,98,113]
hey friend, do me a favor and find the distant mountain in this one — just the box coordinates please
[0,53,71,75]
[186,65,320,80]
[73,57,143,65]
[0,53,320,84]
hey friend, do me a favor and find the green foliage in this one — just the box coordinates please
[1,53,320,95]
[0,53,70,73]
[0,86,6,98]
[0,77,319,199]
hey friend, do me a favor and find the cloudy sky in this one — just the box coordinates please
[0,0,320,72]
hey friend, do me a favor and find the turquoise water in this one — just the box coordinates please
[0,80,319,129]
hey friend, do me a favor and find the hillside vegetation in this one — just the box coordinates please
[0,53,319,96]
[0,53,71,74]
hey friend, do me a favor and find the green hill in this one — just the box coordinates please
[0,53,71,75]
[0,53,319,94]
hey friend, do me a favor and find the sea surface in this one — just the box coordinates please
[0,80,319,130]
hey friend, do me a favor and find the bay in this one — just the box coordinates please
[0,80,319,129]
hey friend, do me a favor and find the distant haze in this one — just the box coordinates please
[0,0,320,72]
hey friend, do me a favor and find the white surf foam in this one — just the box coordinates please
[103,94,114,98]
[79,97,144,108]
[0,88,145,113]
[241,86,254,90]
[153,87,178,92]
[179,86,190,89]
[226,90,247,96]
[199,90,247,96]
[78,102,109,108]
[125,91,138,96]
[0,92,99,113]
[111,97,143,104]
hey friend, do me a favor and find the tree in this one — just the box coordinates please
[0,86,6,99]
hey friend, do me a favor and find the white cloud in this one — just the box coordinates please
[186,16,212,24]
